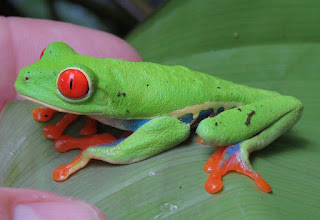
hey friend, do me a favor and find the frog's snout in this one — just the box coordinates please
[14,69,32,94]
[17,68,34,84]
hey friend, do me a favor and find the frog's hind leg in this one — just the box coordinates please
[53,116,190,181]
[197,96,303,193]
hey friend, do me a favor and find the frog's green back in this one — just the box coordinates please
[98,58,280,118]
[15,42,280,119]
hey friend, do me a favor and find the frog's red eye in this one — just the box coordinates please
[57,69,89,99]
[40,47,46,59]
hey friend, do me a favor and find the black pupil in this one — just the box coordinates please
[70,78,73,90]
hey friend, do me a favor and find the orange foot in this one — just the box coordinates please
[203,143,271,193]
[53,132,129,181]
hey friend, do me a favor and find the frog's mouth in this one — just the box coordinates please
[18,93,91,115]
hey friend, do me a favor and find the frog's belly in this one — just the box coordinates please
[90,116,150,131]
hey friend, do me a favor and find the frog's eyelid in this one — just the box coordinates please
[40,47,47,59]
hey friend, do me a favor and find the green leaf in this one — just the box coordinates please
[1,0,320,219]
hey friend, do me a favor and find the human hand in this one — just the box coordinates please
[0,17,142,219]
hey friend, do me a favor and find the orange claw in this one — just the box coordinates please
[32,107,56,122]
[53,153,82,181]
[204,144,271,194]
[205,173,224,193]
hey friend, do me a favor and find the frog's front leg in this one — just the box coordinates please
[53,116,190,181]
[197,96,303,193]
[33,107,99,139]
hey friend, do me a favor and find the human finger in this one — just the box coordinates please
[0,187,107,220]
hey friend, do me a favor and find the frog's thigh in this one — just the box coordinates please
[197,96,303,147]
[241,102,303,154]
[200,97,302,193]
[233,104,302,171]
[54,116,190,181]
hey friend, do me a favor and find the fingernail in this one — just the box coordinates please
[14,201,102,220]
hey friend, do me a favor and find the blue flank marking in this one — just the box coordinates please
[225,143,240,155]
[100,137,126,148]
[122,119,150,131]
[217,107,225,114]
[179,113,193,124]
[97,119,150,148]
[193,108,214,125]
[220,143,241,168]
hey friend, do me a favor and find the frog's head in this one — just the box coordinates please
[15,42,114,116]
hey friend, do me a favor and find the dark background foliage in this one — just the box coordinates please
[0,0,167,37]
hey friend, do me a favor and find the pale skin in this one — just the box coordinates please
[14,41,303,194]
[0,17,141,220]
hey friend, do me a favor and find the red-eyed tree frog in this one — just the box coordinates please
[14,42,303,193]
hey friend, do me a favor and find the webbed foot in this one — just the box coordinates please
[201,142,271,193]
